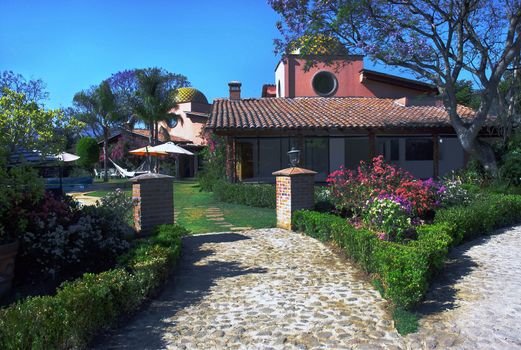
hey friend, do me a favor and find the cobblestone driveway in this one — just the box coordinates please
[95,228,404,349]
[406,225,521,349]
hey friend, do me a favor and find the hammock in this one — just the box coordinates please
[109,158,148,178]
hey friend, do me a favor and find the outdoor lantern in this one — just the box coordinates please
[288,147,301,167]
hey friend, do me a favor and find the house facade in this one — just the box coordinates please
[101,87,210,178]
[206,55,486,182]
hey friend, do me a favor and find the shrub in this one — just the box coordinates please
[213,181,276,208]
[17,189,133,281]
[435,193,521,245]
[76,137,100,168]
[198,134,226,191]
[362,195,412,242]
[0,223,187,350]
[500,152,521,186]
[438,173,471,207]
[0,165,44,244]
[293,210,439,309]
[327,156,442,218]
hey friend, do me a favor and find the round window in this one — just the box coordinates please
[167,117,178,129]
[312,71,338,96]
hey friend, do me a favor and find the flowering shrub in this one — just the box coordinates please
[198,133,227,191]
[16,190,133,281]
[0,165,45,244]
[439,173,471,207]
[327,156,443,218]
[362,195,412,242]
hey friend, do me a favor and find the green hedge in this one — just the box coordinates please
[293,193,521,309]
[435,193,521,245]
[213,181,276,208]
[293,210,444,309]
[0,224,189,350]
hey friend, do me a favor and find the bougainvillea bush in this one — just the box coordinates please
[16,189,133,282]
[328,156,443,218]
[327,156,444,241]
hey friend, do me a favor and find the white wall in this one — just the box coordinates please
[275,62,285,97]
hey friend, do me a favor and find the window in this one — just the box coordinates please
[390,139,399,161]
[259,139,282,178]
[305,138,329,181]
[167,118,178,129]
[405,138,433,161]
[312,71,338,97]
[377,138,400,162]
[277,81,281,97]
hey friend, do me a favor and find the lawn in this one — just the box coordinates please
[86,180,276,233]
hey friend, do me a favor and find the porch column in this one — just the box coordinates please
[273,167,316,230]
[368,131,376,159]
[433,134,440,178]
[225,136,236,183]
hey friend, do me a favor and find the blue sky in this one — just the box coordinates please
[0,0,394,110]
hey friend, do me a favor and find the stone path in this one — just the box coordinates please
[175,206,252,232]
[94,228,404,349]
[406,225,521,349]
[68,192,100,206]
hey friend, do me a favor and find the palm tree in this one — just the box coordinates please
[132,68,188,171]
[73,80,122,182]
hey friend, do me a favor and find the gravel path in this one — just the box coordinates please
[94,228,404,349]
[406,225,521,349]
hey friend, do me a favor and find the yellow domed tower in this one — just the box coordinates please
[174,87,209,105]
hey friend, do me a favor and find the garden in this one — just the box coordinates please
[293,153,521,334]
[0,74,191,349]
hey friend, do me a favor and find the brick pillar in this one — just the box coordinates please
[131,173,174,236]
[272,167,316,230]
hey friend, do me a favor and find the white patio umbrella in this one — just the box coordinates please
[53,152,80,191]
[55,152,80,162]
[149,142,193,177]
[150,142,194,155]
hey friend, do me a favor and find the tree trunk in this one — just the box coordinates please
[457,132,498,175]
[103,127,109,182]
[148,122,153,172]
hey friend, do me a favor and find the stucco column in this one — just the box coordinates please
[433,134,440,178]
[273,167,316,230]
[131,173,174,236]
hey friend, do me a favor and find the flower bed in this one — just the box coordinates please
[293,192,521,309]
[293,156,521,311]
[0,224,188,350]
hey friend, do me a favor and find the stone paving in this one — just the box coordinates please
[93,225,521,350]
[94,228,404,349]
[406,225,521,349]
[68,192,100,206]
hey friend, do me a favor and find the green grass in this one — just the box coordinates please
[87,180,276,234]
[392,308,419,335]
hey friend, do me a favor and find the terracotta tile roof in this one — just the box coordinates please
[208,97,477,130]
[130,129,191,143]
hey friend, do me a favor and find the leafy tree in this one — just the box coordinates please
[73,80,124,181]
[0,88,81,163]
[76,137,100,169]
[269,0,521,174]
[131,68,189,171]
[0,71,49,104]
[455,80,480,110]
[132,68,189,147]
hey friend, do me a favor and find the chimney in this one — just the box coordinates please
[229,81,242,100]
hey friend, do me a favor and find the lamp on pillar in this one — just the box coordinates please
[287,147,301,167]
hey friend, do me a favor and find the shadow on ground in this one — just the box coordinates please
[92,232,267,350]
[415,232,500,317]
